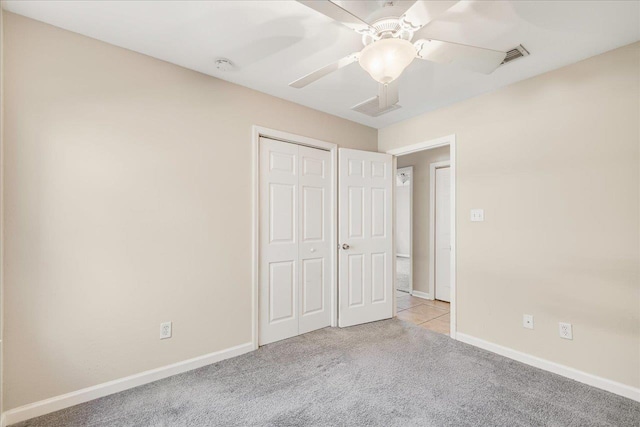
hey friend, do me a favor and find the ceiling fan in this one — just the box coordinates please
[290,0,509,109]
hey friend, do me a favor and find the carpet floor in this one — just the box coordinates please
[13,319,640,427]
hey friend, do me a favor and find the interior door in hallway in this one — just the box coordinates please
[338,148,393,327]
[259,138,331,345]
[434,166,451,302]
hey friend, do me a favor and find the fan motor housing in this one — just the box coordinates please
[362,17,414,46]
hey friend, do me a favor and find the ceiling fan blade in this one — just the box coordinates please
[415,39,506,74]
[298,1,375,35]
[289,53,360,88]
[378,80,399,109]
[401,0,459,31]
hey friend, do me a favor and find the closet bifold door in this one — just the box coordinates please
[259,138,332,345]
[259,137,299,345]
[298,145,331,335]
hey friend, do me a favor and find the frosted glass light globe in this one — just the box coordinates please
[359,38,417,84]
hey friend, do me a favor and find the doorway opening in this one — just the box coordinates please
[389,135,456,338]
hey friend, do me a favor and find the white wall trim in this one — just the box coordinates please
[252,127,260,350]
[387,134,456,339]
[391,156,398,317]
[410,290,433,300]
[386,135,452,156]
[0,4,6,420]
[457,333,640,402]
[1,342,254,426]
[428,160,450,302]
[251,126,338,349]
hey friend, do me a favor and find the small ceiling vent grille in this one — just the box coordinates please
[352,97,402,117]
[501,44,530,65]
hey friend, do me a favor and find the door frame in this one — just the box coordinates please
[395,166,413,294]
[252,126,338,350]
[429,160,451,301]
[386,134,457,339]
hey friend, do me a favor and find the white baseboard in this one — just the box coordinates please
[410,290,433,300]
[2,342,254,426]
[456,333,640,402]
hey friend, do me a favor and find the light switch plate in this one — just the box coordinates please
[471,209,484,222]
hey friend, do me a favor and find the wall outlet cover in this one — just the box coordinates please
[559,322,573,340]
[160,321,172,339]
[523,314,534,329]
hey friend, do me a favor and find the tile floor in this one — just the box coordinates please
[396,291,450,335]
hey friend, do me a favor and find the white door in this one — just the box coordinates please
[259,138,331,345]
[298,145,332,335]
[338,148,393,327]
[434,166,451,302]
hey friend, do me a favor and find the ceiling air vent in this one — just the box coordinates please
[352,97,402,117]
[501,44,530,65]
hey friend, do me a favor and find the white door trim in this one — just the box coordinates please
[386,134,457,339]
[252,126,338,349]
[429,161,450,301]
[386,135,452,156]
[395,166,413,294]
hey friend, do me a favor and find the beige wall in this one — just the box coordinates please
[1,13,377,410]
[380,42,640,388]
[397,146,450,295]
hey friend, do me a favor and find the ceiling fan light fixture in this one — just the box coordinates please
[359,38,416,84]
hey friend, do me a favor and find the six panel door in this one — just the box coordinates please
[338,148,393,327]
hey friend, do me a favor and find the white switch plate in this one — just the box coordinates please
[523,314,534,329]
[559,322,573,340]
[471,209,484,222]
[160,321,172,339]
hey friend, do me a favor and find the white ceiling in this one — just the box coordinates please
[4,1,639,128]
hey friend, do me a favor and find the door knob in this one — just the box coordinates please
[310,248,316,253]
[342,243,350,250]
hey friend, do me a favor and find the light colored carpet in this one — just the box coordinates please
[396,256,410,293]
[13,319,640,427]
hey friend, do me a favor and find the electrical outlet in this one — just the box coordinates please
[160,321,172,340]
[559,322,572,340]
[523,314,534,329]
